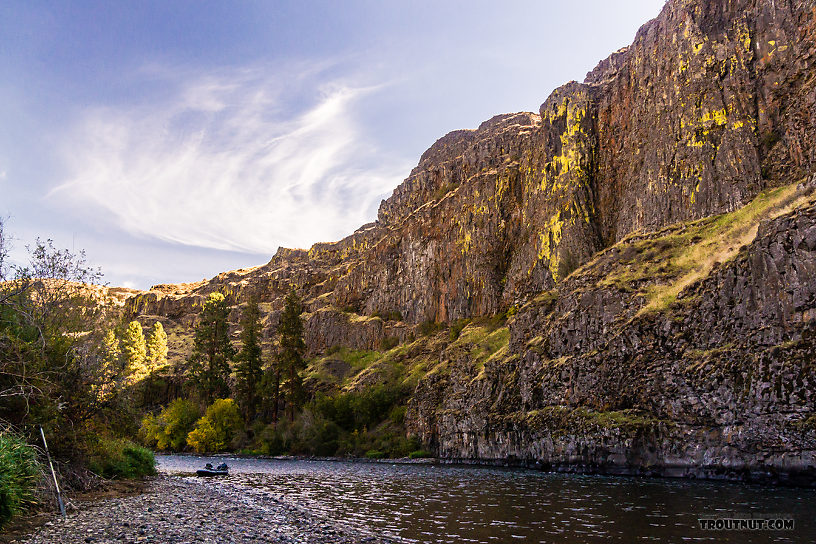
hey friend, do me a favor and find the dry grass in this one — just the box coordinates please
[641,183,811,313]
[597,181,813,314]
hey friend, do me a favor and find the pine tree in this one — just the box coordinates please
[121,320,148,382]
[189,292,234,402]
[261,357,281,423]
[278,289,306,422]
[235,297,263,422]
[146,321,168,370]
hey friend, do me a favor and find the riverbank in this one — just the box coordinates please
[17,475,391,544]
[158,451,816,488]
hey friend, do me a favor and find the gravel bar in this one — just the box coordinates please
[23,475,393,544]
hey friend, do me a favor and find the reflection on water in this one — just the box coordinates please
[158,455,815,543]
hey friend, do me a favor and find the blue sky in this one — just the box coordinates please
[0,1,665,289]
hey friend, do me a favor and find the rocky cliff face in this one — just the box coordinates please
[124,0,816,483]
[408,180,816,484]
[128,0,816,327]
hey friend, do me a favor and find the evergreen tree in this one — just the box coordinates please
[278,289,306,422]
[146,321,168,369]
[189,292,234,402]
[92,327,121,402]
[235,297,263,421]
[261,357,281,423]
[101,328,121,369]
[121,320,148,382]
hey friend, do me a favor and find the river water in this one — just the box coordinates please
[157,455,815,543]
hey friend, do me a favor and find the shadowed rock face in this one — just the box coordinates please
[123,0,816,482]
[408,197,816,484]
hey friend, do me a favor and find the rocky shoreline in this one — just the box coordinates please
[18,475,392,544]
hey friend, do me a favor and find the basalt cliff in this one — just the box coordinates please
[123,0,816,484]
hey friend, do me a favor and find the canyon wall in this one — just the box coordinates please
[124,0,816,483]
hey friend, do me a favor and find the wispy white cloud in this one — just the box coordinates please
[51,63,409,254]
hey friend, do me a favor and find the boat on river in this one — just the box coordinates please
[196,462,229,477]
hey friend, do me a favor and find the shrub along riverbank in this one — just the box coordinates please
[0,431,41,527]
[0,429,156,530]
[0,229,161,529]
[139,384,429,459]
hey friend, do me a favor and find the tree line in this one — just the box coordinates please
[188,289,306,425]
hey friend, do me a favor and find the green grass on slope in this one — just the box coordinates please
[595,181,813,313]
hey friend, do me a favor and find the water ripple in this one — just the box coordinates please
[158,455,816,544]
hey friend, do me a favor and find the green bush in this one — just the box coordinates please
[388,405,407,426]
[88,437,156,479]
[187,398,243,453]
[139,398,200,451]
[418,320,444,336]
[0,432,41,527]
[761,130,781,149]
[313,384,407,432]
[409,450,434,459]
[365,449,385,459]
[373,310,403,322]
[449,318,471,341]
[256,423,286,456]
[254,385,414,459]
[254,412,342,457]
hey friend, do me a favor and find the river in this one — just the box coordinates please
[157,455,815,543]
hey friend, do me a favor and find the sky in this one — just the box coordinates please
[0,1,666,290]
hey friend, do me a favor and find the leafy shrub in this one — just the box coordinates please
[388,405,407,426]
[761,130,781,149]
[449,318,471,341]
[418,320,444,336]
[0,432,41,527]
[432,182,457,200]
[373,310,403,322]
[254,414,327,456]
[365,449,385,459]
[186,398,243,453]
[409,450,434,459]
[254,385,414,458]
[297,412,342,456]
[88,437,156,479]
[139,398,200,451]
[313,384,407,432]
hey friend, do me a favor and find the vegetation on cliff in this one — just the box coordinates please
[0,224,156,527]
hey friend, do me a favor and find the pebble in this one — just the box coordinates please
[24,475,392,544]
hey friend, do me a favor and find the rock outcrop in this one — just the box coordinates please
[408,190,816,485]
[122,0,816,483]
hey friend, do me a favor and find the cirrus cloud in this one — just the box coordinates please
[51,63,410,254]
